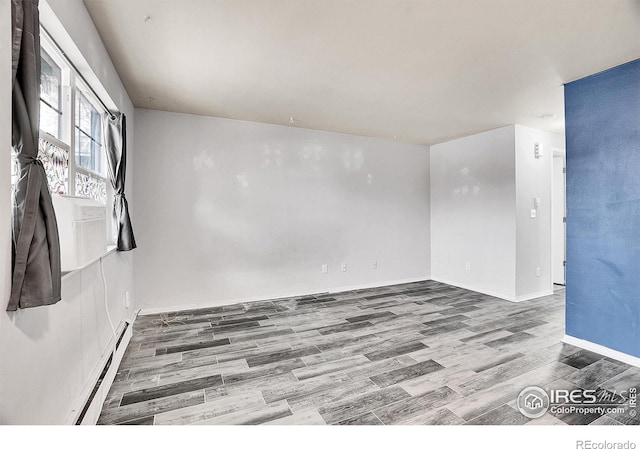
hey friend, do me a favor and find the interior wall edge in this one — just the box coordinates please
[429,125,517,300]
[429,276,517,302]
[0,0,137,425]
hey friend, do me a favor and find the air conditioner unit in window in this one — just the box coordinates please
[52,195,107,272]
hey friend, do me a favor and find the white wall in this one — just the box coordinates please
[0,0,136,424]
[0,0,12,363]
[514,125,560,298]
[134,109,430,311]
[430,125,562,301]
[430,126,517,299]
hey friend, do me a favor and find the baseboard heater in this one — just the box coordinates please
[74,321,131,425]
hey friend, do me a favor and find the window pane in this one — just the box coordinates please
[38,138,69,195]
[76,127,90,169]
[75,172,106,204]
[75,90,104,175]
[76,128,102,174]
[39,51,61,139]
[40,101,59,137]
[76,92,93,135]
[40,51,60,108]
[92,109,102,146]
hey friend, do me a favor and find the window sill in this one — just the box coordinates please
[61,245,118,281]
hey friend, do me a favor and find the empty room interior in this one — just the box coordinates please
[3,0,640,432]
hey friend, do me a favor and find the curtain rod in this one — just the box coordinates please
[40,25,117,121]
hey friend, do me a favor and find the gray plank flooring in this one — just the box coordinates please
[98,280,640,425]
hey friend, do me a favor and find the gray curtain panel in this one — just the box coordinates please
[8,0,62,311]
[103,112,136,251]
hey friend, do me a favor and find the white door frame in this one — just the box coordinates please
[551,148,566,286]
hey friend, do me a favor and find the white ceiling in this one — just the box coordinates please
[83,0,640,145]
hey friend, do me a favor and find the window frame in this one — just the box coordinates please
[38,29,114,244]
[74,82,105,177]
[36,32,110,201]
[10,28,116,247]
[39,48,63,139]
[73,78,110,209]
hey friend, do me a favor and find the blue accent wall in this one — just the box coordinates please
[565,59,640,357]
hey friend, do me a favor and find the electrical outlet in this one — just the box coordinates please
[536,267,541,277]
[124,291,131,308]
[465,262,471,271]
[341,263,347,272]
[372,261,378,270]
[321,264,328,274]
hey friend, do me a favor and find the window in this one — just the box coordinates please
[74,84,108,204]
[39,50,62,139]
[75,89,103,174]
[11,29,111,219]
[36,33,109,205]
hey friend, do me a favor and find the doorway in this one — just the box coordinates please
[552,149,566,286]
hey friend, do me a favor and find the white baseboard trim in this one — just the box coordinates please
[139,275,432,315]
[65,320,133,425]
[515,289,555,302]
[430,277,553,303]
[429,277,516,301]
[562,335,640,368]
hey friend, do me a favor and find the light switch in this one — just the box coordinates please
[530,209,537,218]
[534,142,543,159]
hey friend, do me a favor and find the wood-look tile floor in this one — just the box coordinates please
[98,280,640,425]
